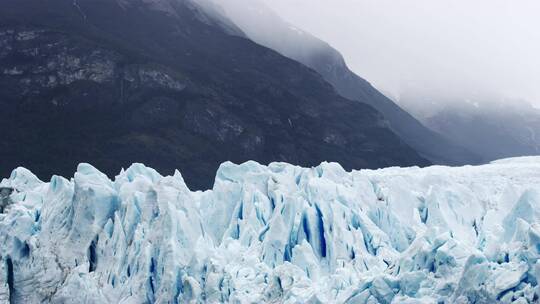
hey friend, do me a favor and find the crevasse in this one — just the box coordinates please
[1,158,539,303]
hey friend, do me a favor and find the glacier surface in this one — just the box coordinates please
[1,158,540,303]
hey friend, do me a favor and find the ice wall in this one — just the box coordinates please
[1,158,539,303]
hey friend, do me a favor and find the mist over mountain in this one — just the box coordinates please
[265,0,540,108]
[241,0,540,163]
[215,0,481,165]
[0,0,428,190]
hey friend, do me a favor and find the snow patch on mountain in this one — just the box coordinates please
[1,158,539,303]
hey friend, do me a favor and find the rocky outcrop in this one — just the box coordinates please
[0,187,14,213]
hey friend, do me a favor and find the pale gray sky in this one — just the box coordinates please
[263,0,540,105]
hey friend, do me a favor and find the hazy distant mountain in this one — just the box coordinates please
[218,0,481,166]
[0,0,428,189]
[401,98,540,161]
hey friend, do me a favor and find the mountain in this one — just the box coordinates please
[217,0,481,166]
[2,158,540,302]
[399,98,540,161]
[0,0,430,190]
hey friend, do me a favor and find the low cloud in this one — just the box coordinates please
[258,0,540,106]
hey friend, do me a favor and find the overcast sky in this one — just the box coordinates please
[263,0,540,105]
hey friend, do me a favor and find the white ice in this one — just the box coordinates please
[1,158,539,303]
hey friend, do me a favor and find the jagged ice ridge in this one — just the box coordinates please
[1,158,540,303]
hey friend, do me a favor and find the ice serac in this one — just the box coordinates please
[1,158,540,303]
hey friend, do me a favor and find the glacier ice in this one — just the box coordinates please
[1,158,540,303]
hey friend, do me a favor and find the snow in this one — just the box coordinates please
[1,157,540,303]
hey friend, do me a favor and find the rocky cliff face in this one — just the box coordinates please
[1,28,186,103]
[0,0,428,189]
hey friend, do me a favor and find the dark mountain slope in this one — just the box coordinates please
[219,0,481,165]
[309,51,483,165]
[0,0,428,189]
[408,99,540,161]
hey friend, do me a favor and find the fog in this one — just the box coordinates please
[254,0,540,108]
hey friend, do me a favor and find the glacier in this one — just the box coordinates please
[1,158,539,303]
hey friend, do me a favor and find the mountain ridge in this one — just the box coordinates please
[401,97,540,161]
[217,0,482,165]
[0,0,428,189]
